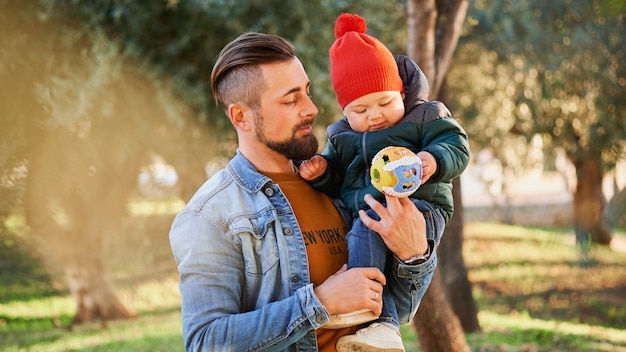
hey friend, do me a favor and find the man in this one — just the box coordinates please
[169,32,437,352]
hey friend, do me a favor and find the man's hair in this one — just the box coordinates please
[211,32,297,110]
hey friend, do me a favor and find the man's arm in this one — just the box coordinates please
[358,194,439,323]
[170,211,320,351]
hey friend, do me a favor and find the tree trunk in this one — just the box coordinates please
[65,255,136,325]
[23,128,139,325]
[413,269,470,352]
[407,0,474,349]
[437,81,480,332]
[573,156,612,245]
[407,0,438,88]
[439,177,480,332]
[407,0,469,98]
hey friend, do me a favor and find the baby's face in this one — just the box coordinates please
[343,91,405,133]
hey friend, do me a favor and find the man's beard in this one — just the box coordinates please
[255,113,318,160]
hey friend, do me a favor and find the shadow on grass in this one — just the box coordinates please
[0,315,73,350]
[467,326,626,352]
[474,274,626,330]
[64,333,184,352]
[1,311,183,352]
[467,224,626,332]
[468,259,624,274]
[0,232,61,303]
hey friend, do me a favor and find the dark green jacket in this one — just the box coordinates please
[309,55,470,222]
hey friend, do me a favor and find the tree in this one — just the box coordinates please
[1,0,215,323]
[406,0,478,351]
[450,0,626,245]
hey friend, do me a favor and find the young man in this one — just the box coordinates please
[169,31,435,351]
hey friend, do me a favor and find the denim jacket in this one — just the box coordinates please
[169,150,439,351]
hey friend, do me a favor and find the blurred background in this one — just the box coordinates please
[1,0,625,351]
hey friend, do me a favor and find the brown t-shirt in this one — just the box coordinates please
[265,171,357,351]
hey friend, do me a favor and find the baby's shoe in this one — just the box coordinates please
[336,322,405,352]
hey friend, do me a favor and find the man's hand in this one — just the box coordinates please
[358,194,428,262]
[299,155,328,181]
[314,264,385,316]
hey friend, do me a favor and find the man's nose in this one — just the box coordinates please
[302,95,319,117]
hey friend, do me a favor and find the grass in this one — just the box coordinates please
[405,222,626,352]
[2,213,626,351]
[0,276,183,352]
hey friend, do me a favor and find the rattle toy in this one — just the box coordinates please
[370,146,422,197]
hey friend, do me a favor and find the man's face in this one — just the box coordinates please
[254,58,319,160]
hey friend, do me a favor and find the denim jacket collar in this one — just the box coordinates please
[228,149,275,193]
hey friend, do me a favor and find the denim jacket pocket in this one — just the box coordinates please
[231,208,280,277]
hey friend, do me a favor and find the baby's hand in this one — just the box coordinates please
[417,151,437,184]
[299,155,328,181]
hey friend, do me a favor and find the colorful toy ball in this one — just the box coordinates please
[370,146,422,197]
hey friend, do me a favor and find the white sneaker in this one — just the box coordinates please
[336,323,405,352]
[323,309,378,329]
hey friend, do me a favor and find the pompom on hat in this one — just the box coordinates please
[330,13,404,109]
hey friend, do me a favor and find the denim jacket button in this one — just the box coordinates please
[291,275,300,282]
[284,228,294,235]
[264,187,274,196]
[316,315,325,323]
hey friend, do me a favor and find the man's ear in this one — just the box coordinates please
[228,103,251,132]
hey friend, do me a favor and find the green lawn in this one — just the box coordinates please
[2,215,626,351]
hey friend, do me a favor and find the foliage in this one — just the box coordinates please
[41,0,407,127]
[450,0,626,173]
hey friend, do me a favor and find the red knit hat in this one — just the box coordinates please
[330,13,404,109]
